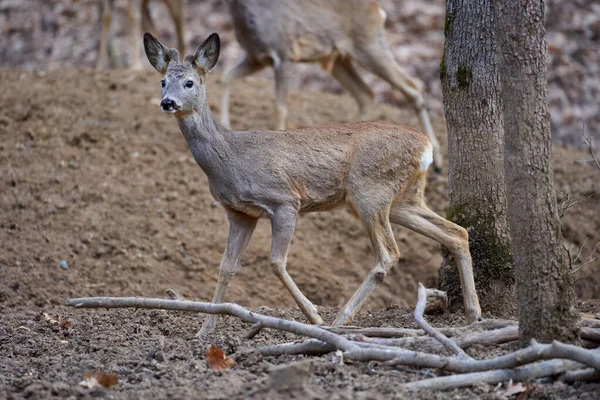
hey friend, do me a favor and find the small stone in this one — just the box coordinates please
[267,360,312,392]
[60,260,69,270]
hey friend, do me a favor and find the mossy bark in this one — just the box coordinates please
[439,0,516,317]
[493,0,580,344]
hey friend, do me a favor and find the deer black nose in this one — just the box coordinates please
[161,98,177,112]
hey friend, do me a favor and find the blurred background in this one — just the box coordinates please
[1,0,598,151]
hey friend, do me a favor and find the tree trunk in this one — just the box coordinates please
[493,0,580,344]
[439,0,515,316]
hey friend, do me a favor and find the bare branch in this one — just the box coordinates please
[325,319,517,338]
[404,359,583,390]
[581,127,600,170]
[66,297,358,352]
[67,296,600,379]
[258,339,336,356]
[244,323,264,340]
[415,283,470,358]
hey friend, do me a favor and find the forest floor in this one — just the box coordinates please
[1,68,599,399]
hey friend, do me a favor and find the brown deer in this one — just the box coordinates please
[97,0,185,70]
[143,32,481,336]
[221,0,443,172]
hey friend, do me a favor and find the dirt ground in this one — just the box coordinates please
[1,68,599,399]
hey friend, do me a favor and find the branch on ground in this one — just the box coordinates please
[66,284,600,389]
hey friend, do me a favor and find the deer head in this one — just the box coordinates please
[143,33,220,115]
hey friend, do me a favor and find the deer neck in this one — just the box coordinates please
[175,103,231,179]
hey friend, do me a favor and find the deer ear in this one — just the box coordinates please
[144,33,170,74]
[193,33,220,74]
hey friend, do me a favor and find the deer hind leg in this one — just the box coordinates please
[197,210,258,337]
[270,206,323,324]
[389,177,481,323]
[96,0,114,69]
[220,57,266,128]
[333,203,401,326]
[330,57,374,121]
[355,45,443,172]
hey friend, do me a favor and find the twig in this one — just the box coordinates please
[325,326,424,338]
[404,359,583,390]
[165,289,185,300]
[582,127,600,170]
[559,192,596,218]
[258,339,336,356]
[561,368,600,383]
[244,323,264,340]
[325,319,517,338]
[415,283,470,358]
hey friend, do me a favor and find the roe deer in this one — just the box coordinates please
[143,33,481,335]
[97,0,185,70]
[221,0,443,172]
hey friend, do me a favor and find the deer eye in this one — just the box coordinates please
[185,80,194,88]
[161,79,166,88]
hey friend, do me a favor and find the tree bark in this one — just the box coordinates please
[493,0,580,344]
[439,0,515,316]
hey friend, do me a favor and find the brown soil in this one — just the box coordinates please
[1,68,599,399]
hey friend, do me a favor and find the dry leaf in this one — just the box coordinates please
[205,344,236,370]
[43,313,72,330]
[496,380,528,397]
[79,370,119,389]
[581,313,598,319]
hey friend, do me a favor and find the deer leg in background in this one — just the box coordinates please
[127,0,143,70]
[355,45,443,172]
[333,204,400,326]
[197,210,258,337]
[141,0,155,34]
[273,59,292,130]
[330,57,374,121]
[220,58,266,128]
[164,0,186,53]
[96,0,114,69]
[270,206,323,325]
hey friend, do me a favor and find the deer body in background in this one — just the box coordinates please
[97,0,185,70]
[221,0,443,172]
[143,33,480,335]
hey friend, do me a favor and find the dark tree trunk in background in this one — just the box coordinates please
[493,0,580,344]
[439,0,515,316]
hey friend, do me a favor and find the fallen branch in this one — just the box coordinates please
[66,296,600,375]
[325,319,517,338]
[415,283,470,358]
[404,359,584,390]
[66,297,357,352]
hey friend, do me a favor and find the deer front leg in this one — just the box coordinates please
[270,207,323,324]
[197,210,258,337]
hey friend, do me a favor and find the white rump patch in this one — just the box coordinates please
[420,143,433,171]
[379,8,387,23]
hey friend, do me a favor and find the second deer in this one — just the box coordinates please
[221,0,443,171]
[143,32,480,335]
